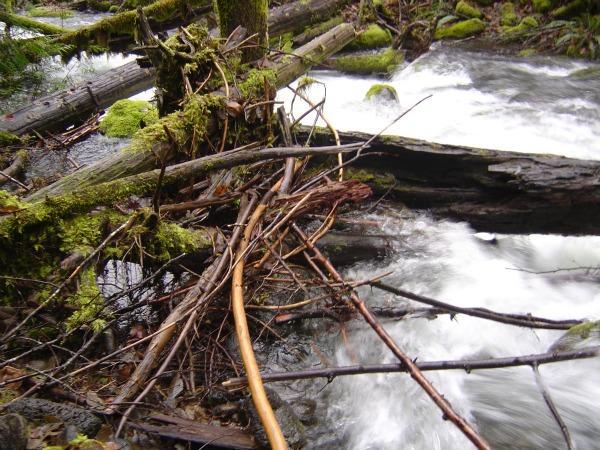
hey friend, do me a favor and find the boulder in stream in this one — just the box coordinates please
[364,83,399,102]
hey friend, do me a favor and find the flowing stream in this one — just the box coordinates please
[5,16,600,446]
[273,45,600,449]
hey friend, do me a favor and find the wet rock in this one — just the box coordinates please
[364,83,399,102]
[456,1,483,19]
[434,18,486,40]
[0,413,28,450]
[4,398,102,437]
[548,321,600,352]
[246,388,306,449]
[289,398,318,426]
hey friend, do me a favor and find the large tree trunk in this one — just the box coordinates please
[24,24,355,202]
[301,128,600,235]
[0,0,351,137]
[214,0,268,61]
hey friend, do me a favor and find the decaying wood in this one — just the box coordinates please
[130,414,256,449]
[300,127,600,235]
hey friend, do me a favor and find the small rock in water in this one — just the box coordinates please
[364,83,399,102]
[245,387,306,448]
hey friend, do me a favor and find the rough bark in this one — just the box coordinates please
[300,128,600,235]
[214,0,268,61]
[269,0,351,37]
[0,61,155,136]
[25,24,356,202]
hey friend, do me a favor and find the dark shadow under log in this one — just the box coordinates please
[299,128,600,235]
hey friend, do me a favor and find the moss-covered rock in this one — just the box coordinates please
[365,83,398,102]
[27,6,74,18]
[434,18,486,40]
[456,1,483,19]
[518,47,537,56]
[502,15,538,34]
[551,0,586,18]
[568,66,600,78]
[532,0,553,13]
[99,99,158,138]
[346,24,392,50]
[500,2,519,26]
[331,48,403,75]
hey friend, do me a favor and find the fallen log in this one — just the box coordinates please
[0,60,155,136]
[300,128,600,235]
[25,24,356,202]
[0,11,70,35]
[0,0,352,137]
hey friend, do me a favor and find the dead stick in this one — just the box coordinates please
[371,281,583,330]
[223,346,600,387]
[532,363,575,450]
[291,223,490,450]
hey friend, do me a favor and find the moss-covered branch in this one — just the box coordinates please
[0,11,70,35]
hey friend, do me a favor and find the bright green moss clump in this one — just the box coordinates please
[332,48,403,75]
[27,6,74,18]
[502,16,539,34]
[65,267,106,332]
[347,24,392,50]
[456,1,483,19]
[434,18,486,39]
[99,99,158,138]
[0,130,21,146]
[500,2,519,26]
[365,83,398,102]
[0,190,25,212]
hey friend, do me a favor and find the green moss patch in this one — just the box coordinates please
[456,1,483,19]
[347,24,392,50]
[532,0,554,13]
[27,6,74,18]
[332,48,403,75]
[365,83,398,102]
[0,130,21,146]
[99,99,158,138]
[500,2,519,26]
[434,18,486,40]
[502,16,539,34]
[551,0,586,18]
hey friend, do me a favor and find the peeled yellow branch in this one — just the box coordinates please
[231,184,287,449]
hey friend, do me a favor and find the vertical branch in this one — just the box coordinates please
[532,363,575,450]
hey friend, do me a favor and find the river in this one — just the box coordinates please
[6,13,600,448]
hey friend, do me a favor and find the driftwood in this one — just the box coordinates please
[300,128,600,235]
[0,0,352,137]
[24,24,356,202]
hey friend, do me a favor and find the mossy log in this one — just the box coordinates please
[299,127,600,235]
[0,11,70,35]
[25,23,356,202]
[3,142,363,232]
[0,60,155,136]
[0,0,354,137]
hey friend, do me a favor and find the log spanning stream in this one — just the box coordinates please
[6,11,600,447]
